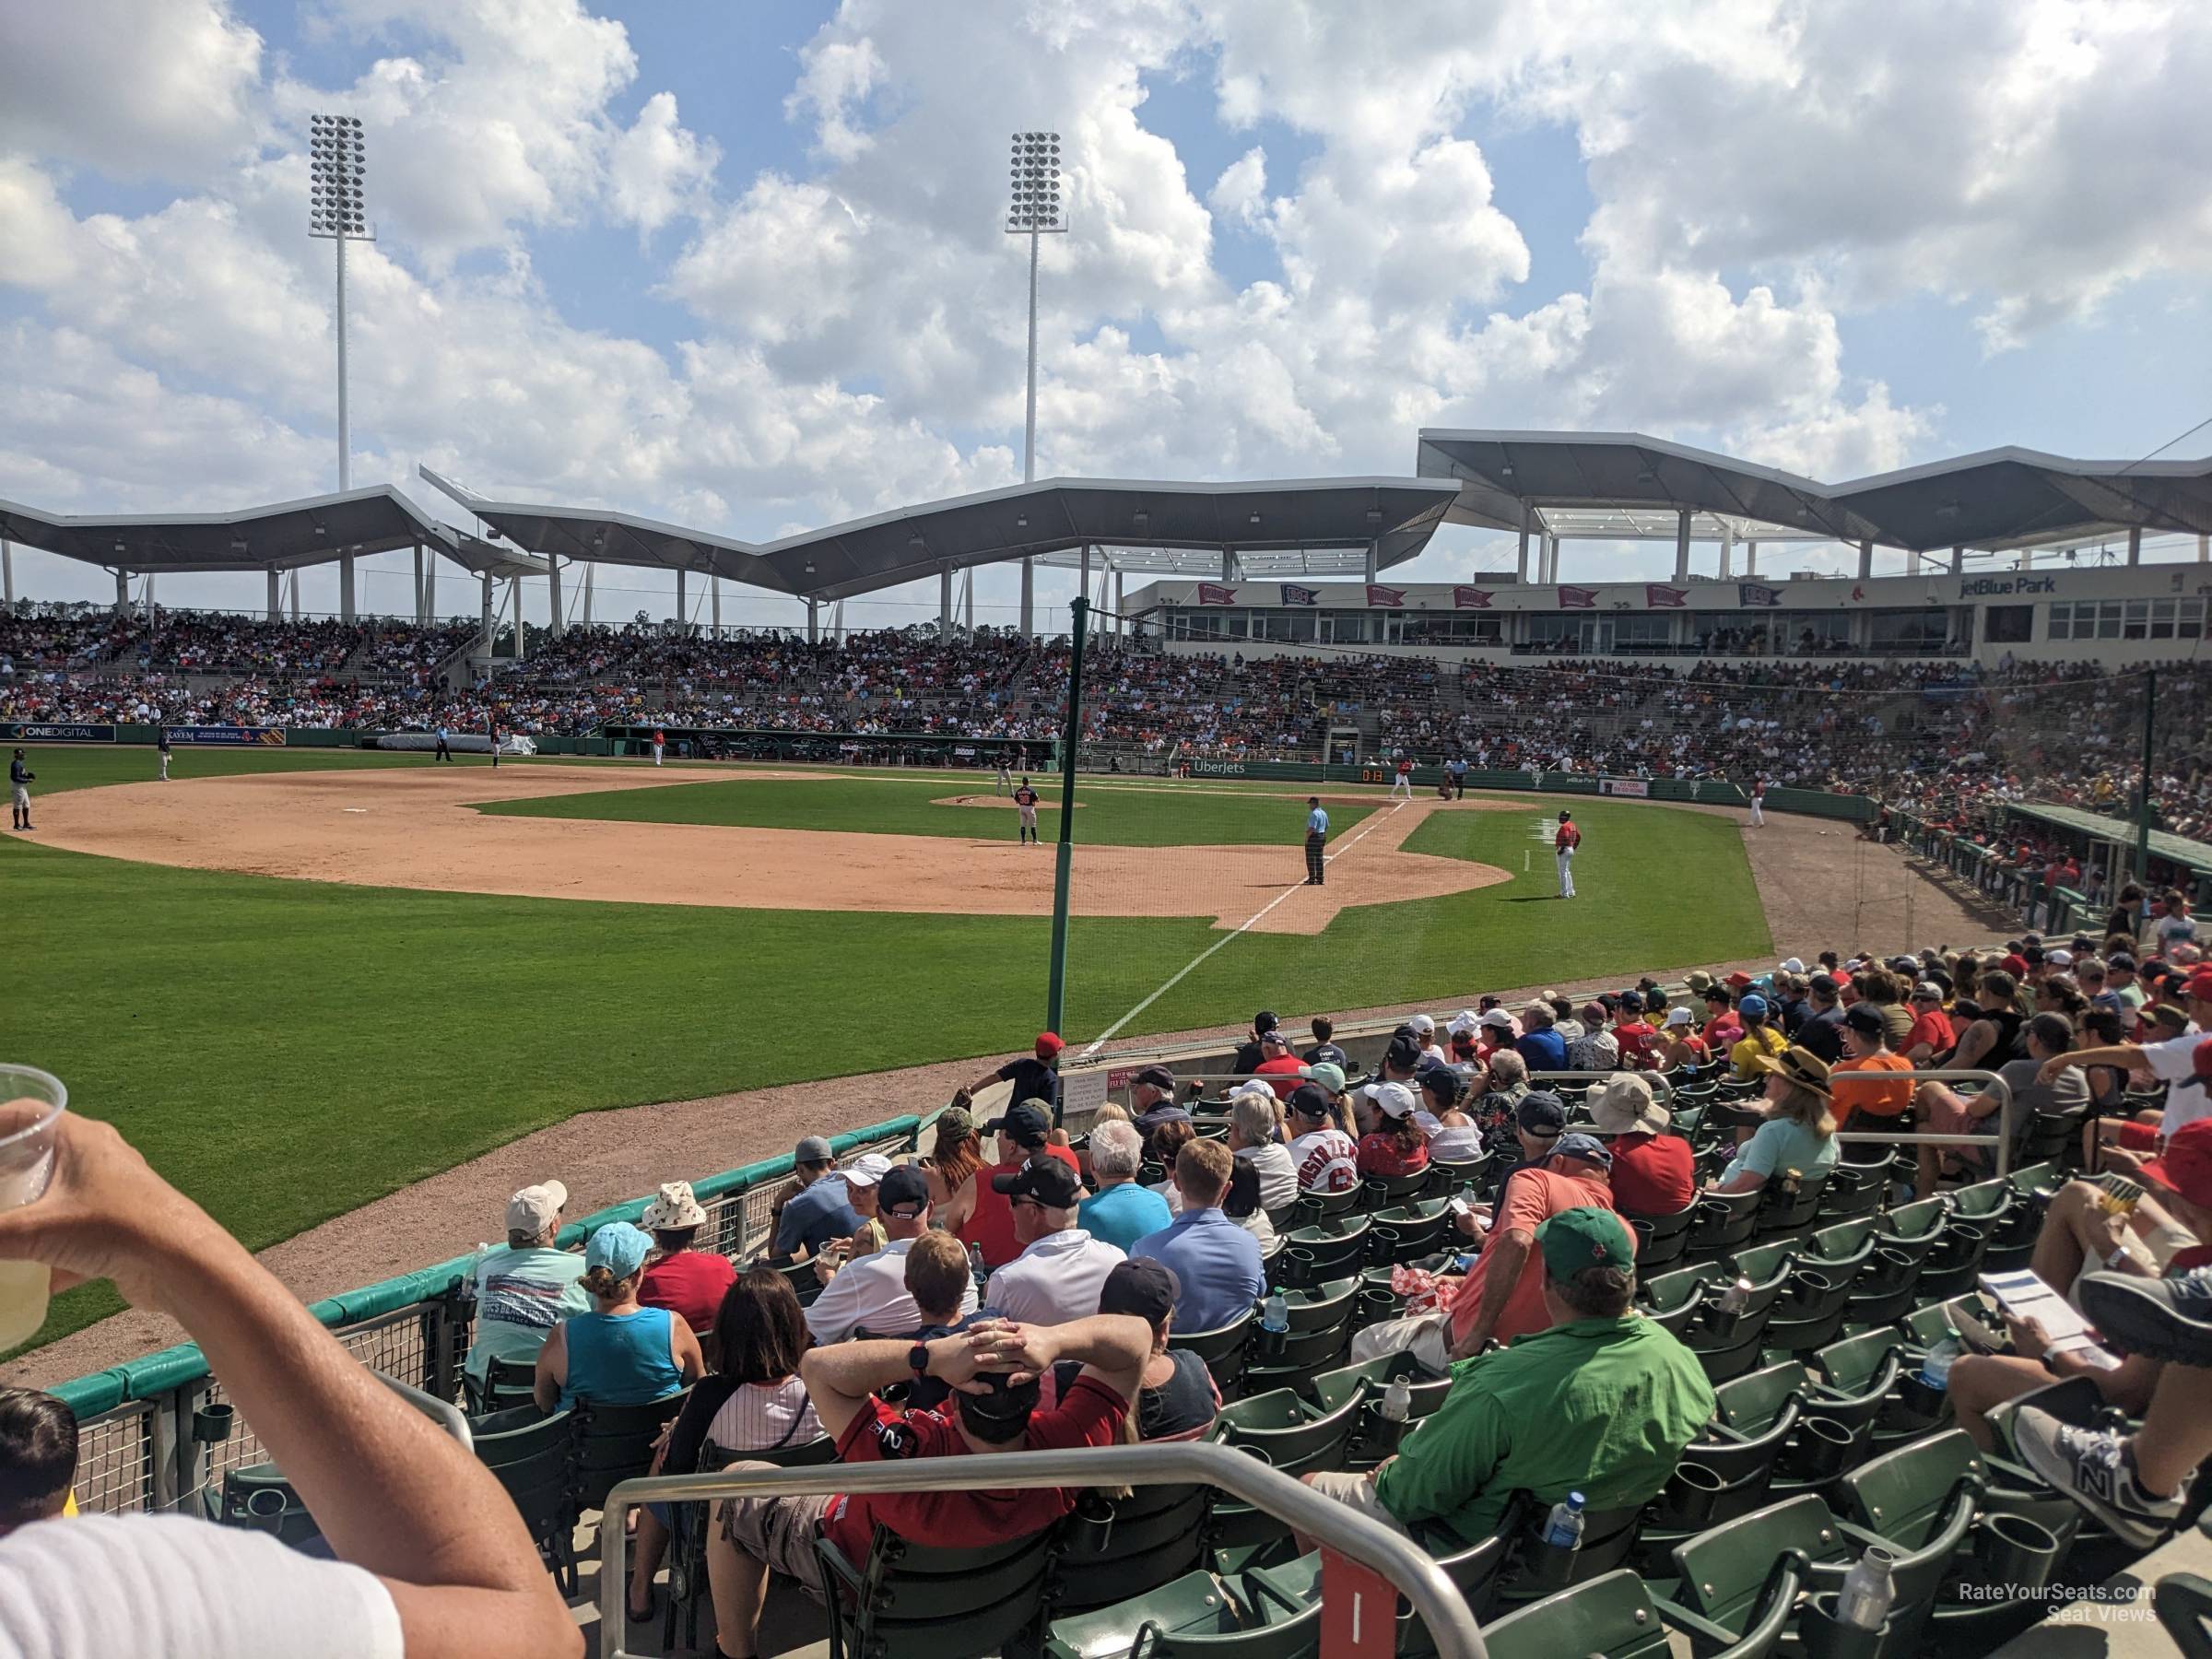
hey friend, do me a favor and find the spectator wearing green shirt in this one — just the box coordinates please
[1298,1206,1714,1548]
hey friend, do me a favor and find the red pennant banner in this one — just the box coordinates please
[1365,583,1406,607]
[1196,583,1237,606]
[1452,585,1493,609]
[1559,585,1599,608]
[1645,584,1688,608]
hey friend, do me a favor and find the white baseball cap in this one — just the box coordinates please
[1360,1081,1418,1120]
[2048,948,2075,967]
[1406,1013,1436,1036]
[1665,1006,1695,1028]
[1447,1009,1479,1037]
[841,1153,894,1189]
[506,1181,569,1235]
[1779,958,1806,974]
[1478,1009,1517,1031]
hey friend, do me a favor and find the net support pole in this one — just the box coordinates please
[2137,666,2158,884]
[1046,594,1088,1038]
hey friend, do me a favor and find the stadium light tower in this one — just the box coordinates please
[309,113,371,620]
[1007,129,1065,637]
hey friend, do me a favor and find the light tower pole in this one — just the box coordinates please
[1007,130,1065,638]
[309,113,371,620]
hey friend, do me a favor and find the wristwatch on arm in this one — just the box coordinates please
[909,1342,933,1378]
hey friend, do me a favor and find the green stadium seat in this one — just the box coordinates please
[1170,1311,1255,1401]
[1426,1155,1490,1201]
[465,1353,541,1418]
[1045,1561,1324,1659]
[1622,1195,1697,1273]
[1813,1160,1886,1222]
[2152,1572,2212,1659]
[1752,1167,1828,1239]
[1685,1186,1765,1258]
[1302,1354,1449,1468]
[470,1404,579,1595]
[1273,1217,1371,1286]
[1366,1201,1454,1266]
[571,1389,689,1516]
[1290,1184,1362,1228]
[1361,1169,1435,1209]
[1208,1387,1366,1547]
[661,1433,835,1653]
[1054,1481,1216,1618]
[1483,1558,1806,1659]
[818,1523,1060,1659]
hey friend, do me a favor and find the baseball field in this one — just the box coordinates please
[1,745,1775,1359]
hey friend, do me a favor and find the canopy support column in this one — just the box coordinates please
[1114,570,1125,637]
[1719,525,1735,580]
[1020,558,1034,639]
[0,539,11,606]
[510,577,525,661]
[1857,538,1874,581]
[412,544,425,622]
[2199,534,2209,563]
[424,547,436,621]
[675,568,688,638]
[806,597,819,644]
[1951,544,1964,574]
[1364,542,1379,583]
[547,557,564,640]
[1745,538,1758,577]
[480,572,493,654]
[2127,525,2142,567]
[1673,510,1691,582]
[582,561,594,627]
[711,573,721,640]
[114,568,129,618]
[940,564,953,640]
[339,555,356,624]
[268,569,282,621]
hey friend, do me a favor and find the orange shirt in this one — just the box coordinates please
[1831,1052,1914,1118]
[1448,1166,1625,1346]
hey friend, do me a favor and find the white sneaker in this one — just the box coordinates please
[2011,1406,2183,1548]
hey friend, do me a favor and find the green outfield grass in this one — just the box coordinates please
[0,749,1766,1361]
[475,771,1378,845]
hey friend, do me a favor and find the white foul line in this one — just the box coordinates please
[1079,798,1411,1058]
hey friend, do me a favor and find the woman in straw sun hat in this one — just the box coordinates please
[638,1181,737,1349]
[1709,1047,1838,1194]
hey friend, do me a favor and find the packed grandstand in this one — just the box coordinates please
[5,605,2208,838]
[22,929,2212,1659]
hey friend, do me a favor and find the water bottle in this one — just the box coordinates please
[1833,1546,1897,1630]
[1716,1277,1753,1315]
[1262,1289,1290,1334]
[1381,1376,1412,1422]
[1541,1492,1586,1551]
[968,1242,987,1280]
[1920,1334,1962,1392]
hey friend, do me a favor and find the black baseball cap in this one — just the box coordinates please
[1516,1091,1567,1139]
[1099,1258,1179,1324]
[1253,1009,1279,1034]
[878,1165,931,1214]
[1809,972,1840,996]
[1843,1003,1887,1035]
[1133,1064,1177,1091]
[1384,1034,1422,1071]
[1287,1083,1333,1121]
[992,1158,1083,1206]
[957,1368,1042,1432]
[1415,1062,1461,1105]
[985,1100,1052,1148]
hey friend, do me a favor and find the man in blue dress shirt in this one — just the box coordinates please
[1132,1140,1266,1332]
[1304,796,1328,886]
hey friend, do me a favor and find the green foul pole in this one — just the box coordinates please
[1045,595,1088,1038]
[2136,666,2158,885]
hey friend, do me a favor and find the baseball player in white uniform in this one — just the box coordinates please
[1748,777,1766,826]
[995,758,1012,795]
[1388,754,1415,802]
[1555,810,1582,898]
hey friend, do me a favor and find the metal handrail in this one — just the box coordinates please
[377,1372,472,1451]
[599,1439,1490,1659]
[1821,1067,2015,1178]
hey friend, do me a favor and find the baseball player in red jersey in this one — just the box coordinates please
[1555,809,1582,898]
[1389,754,1415,802]
[1749,776,1766,826]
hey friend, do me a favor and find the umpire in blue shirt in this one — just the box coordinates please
[1304,796,1328,885]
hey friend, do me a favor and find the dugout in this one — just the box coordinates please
[601,724,1046,770]
[1994,801,2212,909]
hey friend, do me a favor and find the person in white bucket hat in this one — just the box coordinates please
[639,1180,736,1342]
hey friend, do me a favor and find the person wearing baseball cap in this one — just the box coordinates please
[1129,1064,1179,1118]
[2054,971,2212,1144]
[1230,1010,1283,1077]
[940,1100,1087,1273]
[1286,1080,1359,1194]
[1251,1026,1309,1099]
[703,1312,1155,1659]
[1356,1080,1430,1179]
[981,1158,1124,1325]
[1475,1006,1520,1061]
[638,1179,739,1340]
[1309,1204,1712,1548]
[1352,1094,1621,1371]
[1828,1002,1915,1150]
[1610,991,1660,1070]
[806,1164,981,1344]
[465,1179,589,1391]
[1031,1259,1221,1442]
[958,1031,1067,1127]
[1656,1003,1712,1073]
[1701,983,1744,1053]
[536,1221,706,1413]
[774,1137,866,1260]
[1588,1075,1693,1215]
[1727,992,1788,1082]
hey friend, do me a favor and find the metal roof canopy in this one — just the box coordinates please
[1418,430,2212,553]
[421,468,1457,603]
[0,484,540,575]
[1031,545,1382,578]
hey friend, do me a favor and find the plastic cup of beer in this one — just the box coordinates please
[0,1066,66,1350]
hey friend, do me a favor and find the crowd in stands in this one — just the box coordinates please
[5,600,2209,837]
[10,910,2212,1653]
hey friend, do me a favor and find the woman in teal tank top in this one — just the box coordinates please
[535,1221,704,1411]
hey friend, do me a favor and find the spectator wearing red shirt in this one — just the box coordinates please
[1613,991,1661,1070]
[1701,987,1744,1051]
[1588,1076,1695,1216]
[1249,1028,1309,1100]
[703,1312,1151,1657]
[942,1101,1086,1270]
[1355,1082,1430,1178]
[636,1182,737,1339]
[1901,982,1957,1064]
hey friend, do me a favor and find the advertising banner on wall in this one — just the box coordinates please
[1,723,113,743]
[164,726,287,747]
[1601,777,1651,797]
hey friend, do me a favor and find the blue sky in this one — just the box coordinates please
[2,0,2208,629]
